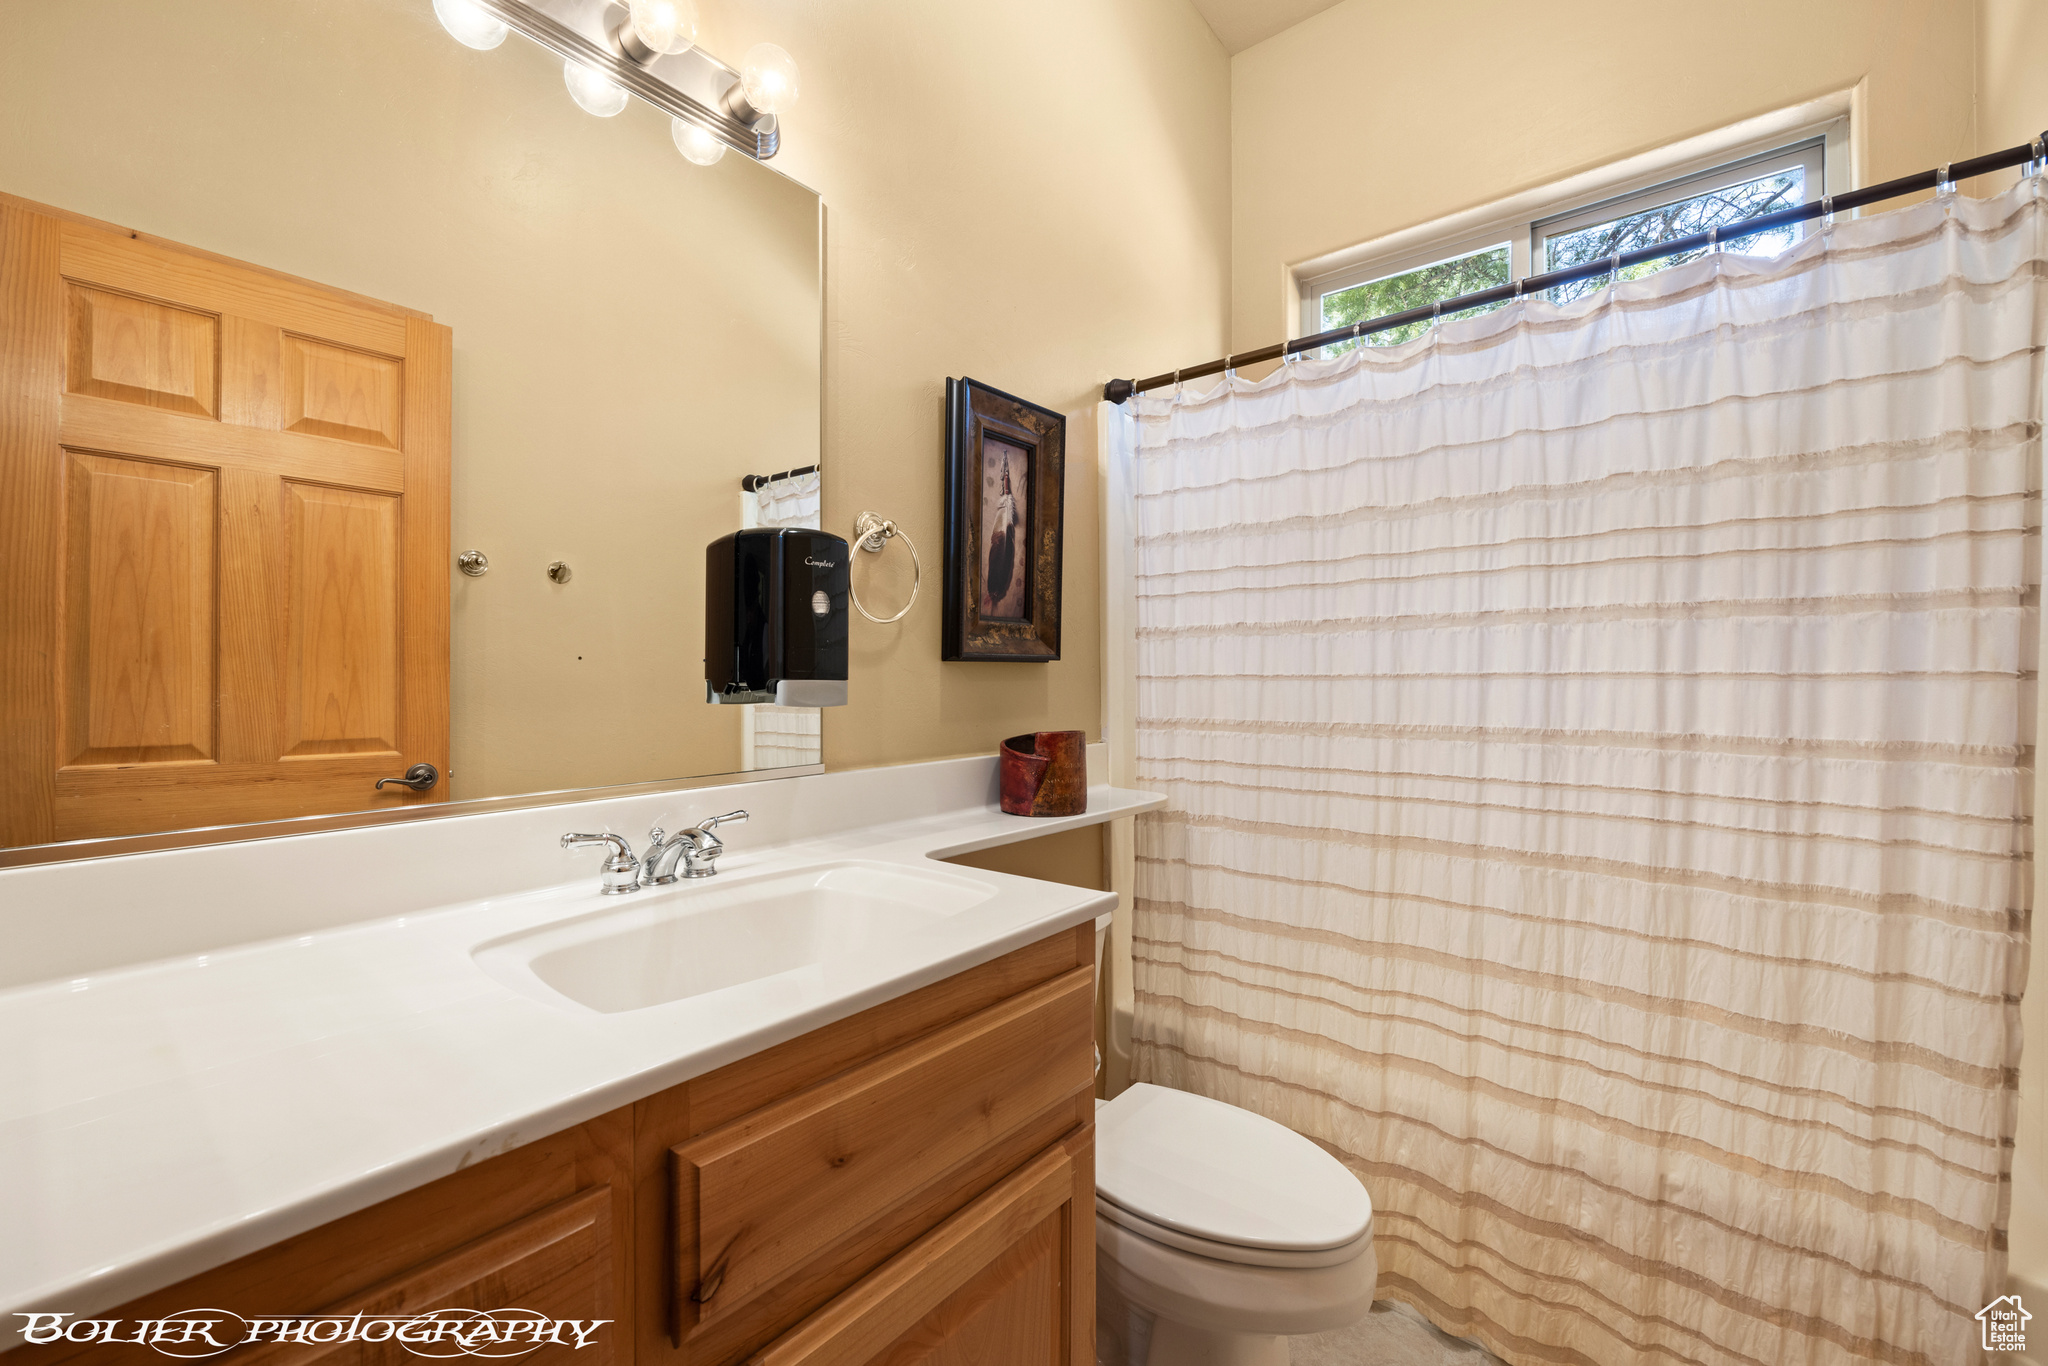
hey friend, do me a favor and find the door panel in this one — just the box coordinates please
[61,451,217,766]
[64,284,219,417]
[284,482,401,757]
[0,196,450,846]
[283,334,403,448]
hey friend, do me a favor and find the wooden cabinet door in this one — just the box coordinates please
[7,1115,633,1366]
[0,195,450,846]
[745,1128,1093,1366]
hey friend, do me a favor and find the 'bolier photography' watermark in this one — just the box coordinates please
[15,1309,609,1356]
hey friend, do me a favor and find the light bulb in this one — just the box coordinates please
[672,118,726,166]
[564,58,629,117]
[740,43,800,117]
[627,0,697,56]
[432,0,507,50]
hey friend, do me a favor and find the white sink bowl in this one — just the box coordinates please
[472,861,996,1014]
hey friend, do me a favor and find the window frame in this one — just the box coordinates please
[1299,121,1844,341]
[1532,139,1826,272]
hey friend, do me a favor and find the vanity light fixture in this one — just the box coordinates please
[672,118,726,166]
[563,56,630,116]
[431,0,796,163]
[727,43,799,123]
[432,0,508,50]
[616,0,697,62]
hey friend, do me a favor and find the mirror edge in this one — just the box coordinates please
[0,764,825,871]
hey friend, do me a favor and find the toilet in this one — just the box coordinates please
[1095,1083,1378,1366]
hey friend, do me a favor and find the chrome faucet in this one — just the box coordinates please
[561,832,641,895]
[642,810,749,885]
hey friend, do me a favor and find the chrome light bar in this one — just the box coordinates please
[465,0,779,161]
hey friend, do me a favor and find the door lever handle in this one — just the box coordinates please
[375,763,440,792]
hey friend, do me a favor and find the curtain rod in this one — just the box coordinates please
[740,464,818,492]
[1103,133,2048,405]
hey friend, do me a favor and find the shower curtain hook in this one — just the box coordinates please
[1936,161,1955,196]
[2031,136,2046,179]
[1821,194,1835,234]
[1430,300,1444,328]
[1707,225,1719,255]
[1610,247,1624,288]
[1223,353,1235,383]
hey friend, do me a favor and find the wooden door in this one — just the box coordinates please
[746,1130,1094,1366]
[0,195,450,846]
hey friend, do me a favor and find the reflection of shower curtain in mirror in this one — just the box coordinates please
[741,469,823,770]
[1126,182,2043,1365]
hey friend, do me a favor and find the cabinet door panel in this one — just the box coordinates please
[749,1127,1092,1366]
[233,1187,615,1366]
[6,1115,632,1366]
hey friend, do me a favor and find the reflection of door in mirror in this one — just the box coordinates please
[0,198,451,847]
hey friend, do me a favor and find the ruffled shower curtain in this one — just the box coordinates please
[1124,180,2044,1365]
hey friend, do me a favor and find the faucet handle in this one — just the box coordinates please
[698,810,749,833]
[561,832,641,895]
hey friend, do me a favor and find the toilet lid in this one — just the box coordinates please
[1095,1084,1372,1252]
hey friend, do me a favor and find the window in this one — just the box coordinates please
[1304,138,1827,344]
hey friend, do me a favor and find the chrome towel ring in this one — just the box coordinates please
[851,510,920,624]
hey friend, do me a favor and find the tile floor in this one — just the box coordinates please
[1292,1301,1508,1365]
[1100,1299,1506,1365]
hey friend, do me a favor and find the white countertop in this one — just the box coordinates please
[0,749,1161,1335]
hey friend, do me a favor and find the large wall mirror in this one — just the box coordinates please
[0,0,823,861]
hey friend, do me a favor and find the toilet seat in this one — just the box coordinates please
[1096,1194,1374,1269]
[1096,1084,1373,1264]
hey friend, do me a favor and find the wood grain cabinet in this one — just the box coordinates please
[4,927,1097,1366]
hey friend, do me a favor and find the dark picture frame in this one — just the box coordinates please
[943,377,1065,662]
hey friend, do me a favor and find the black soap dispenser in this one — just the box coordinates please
[705,528,850,706]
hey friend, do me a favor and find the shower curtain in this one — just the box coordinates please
[1123,179,2043,1366]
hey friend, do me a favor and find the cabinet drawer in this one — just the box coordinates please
[749,1128,1092,1366]
[671,966,1093,1329]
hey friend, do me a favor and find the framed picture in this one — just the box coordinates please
[943,377,1065,661]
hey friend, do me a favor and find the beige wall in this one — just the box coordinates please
[1980,0,2048,169]
[699,0,1232,772]
[1226,0,1981,354]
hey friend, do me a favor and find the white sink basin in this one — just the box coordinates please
[472,862,996,1014]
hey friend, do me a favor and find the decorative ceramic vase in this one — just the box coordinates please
[999,731,1087,816]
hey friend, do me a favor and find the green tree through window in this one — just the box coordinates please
[1319,244,1511,350]
[1543,168,1805,303]
[1311,166,1810,350]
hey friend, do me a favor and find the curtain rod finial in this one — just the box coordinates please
[1104,379,1135,404]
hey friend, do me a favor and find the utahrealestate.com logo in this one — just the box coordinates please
[15,1309,609,1356]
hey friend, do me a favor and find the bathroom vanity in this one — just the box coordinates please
[0,750,1162,1366]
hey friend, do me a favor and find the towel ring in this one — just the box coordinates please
[850,511,920,624]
